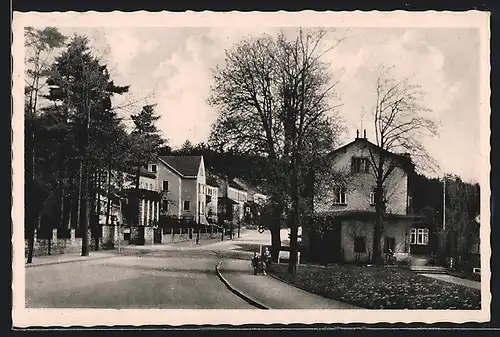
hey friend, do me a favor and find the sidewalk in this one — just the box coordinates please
[25,251,117,268]
[421,273,481,290]
[217,259,361,309]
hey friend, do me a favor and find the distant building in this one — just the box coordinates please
[153,155,208,225]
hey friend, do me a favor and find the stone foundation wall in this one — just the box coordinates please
[24,228,113,258]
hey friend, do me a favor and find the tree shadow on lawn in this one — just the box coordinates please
[268,264,481,310]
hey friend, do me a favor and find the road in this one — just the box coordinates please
[25,230,274,309]
[26,250,255,309]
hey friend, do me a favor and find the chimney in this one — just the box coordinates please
[356,129,359,139]
[363,129,367,139]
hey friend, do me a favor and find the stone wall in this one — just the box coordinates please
[24,228,113,258]
[161,227,222,244]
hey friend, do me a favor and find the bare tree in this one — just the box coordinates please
[367,65,439,265]
[208,28,346,274]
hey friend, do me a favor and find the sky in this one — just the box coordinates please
[53,26,482,183]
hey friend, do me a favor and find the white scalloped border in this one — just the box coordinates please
[11,10,491,327]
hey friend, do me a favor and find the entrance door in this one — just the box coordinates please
[154,228,162,244]
[322,217,342,263]
[138,226,145,245]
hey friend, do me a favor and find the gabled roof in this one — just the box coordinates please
[206,175,220,188]
[233,177,267,196]
[122,167,156,179]
[228,179,246,192]
[330,137,415,172]
[140,167,156,179]
[158,155,202,178]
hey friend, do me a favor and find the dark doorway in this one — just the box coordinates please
[154,228,162,244]
[322,217,342,263]
[384,236,396,253]
[138,226,145,245]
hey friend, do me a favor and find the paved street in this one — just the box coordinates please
[25,230,274,309]
[26,229,352,310]
[26,252,254,309]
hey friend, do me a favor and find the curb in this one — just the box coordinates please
[215,261,270,310]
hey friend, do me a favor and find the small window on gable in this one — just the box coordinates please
[352,157,370,173]
[151,164,157,172]
[183,200,191,211]
[162,180,169,191]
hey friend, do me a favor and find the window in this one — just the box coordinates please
[352,157,370,173]
[411,228,429,245]
[198,183,204,193]
[162,200,169,212]
[385,237,396,253]
[162,180,169,191]
[183,200,191,211]
[370,187,376,205]
[149,183,153,190]
[334,186,347,204]
[370,186,385,205]
[354,236,366,253]
[151,164,157,172]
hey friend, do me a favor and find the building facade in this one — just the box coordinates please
[306,131,417,264]
[154,155,208,225]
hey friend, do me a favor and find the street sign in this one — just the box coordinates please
[258,226,265,234]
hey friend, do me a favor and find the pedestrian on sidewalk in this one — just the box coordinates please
[251,252,261,275]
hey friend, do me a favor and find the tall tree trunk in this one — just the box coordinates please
[89,170,98,250]
[373,208,383,265]
[269,224,281,263]
[58,159,66,233]
[25,117,36,263]
[95,169,102,251]
[372,151,386,266]
[77,161,83,232]
[135,166,141,226]
[26,226,35,263]
[288,156,300,276]
[269,202,284,263]
[372,181,384,265]
[105,159,113,226]
[80,158,90,256]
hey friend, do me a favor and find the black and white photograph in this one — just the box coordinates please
[12,10,490,326]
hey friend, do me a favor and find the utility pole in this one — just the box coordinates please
[443,174,446,231]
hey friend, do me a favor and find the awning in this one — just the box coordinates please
[218,196,239,205]
[314,210,424,221]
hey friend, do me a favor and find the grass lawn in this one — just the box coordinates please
[268,263,481,310]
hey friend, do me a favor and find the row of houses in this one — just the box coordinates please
[30,130,477,264]
[97,155,268,246]
[97,130,436,264]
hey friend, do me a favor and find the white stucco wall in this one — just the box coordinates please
[155,161,182,217]
[315,141,409,215]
